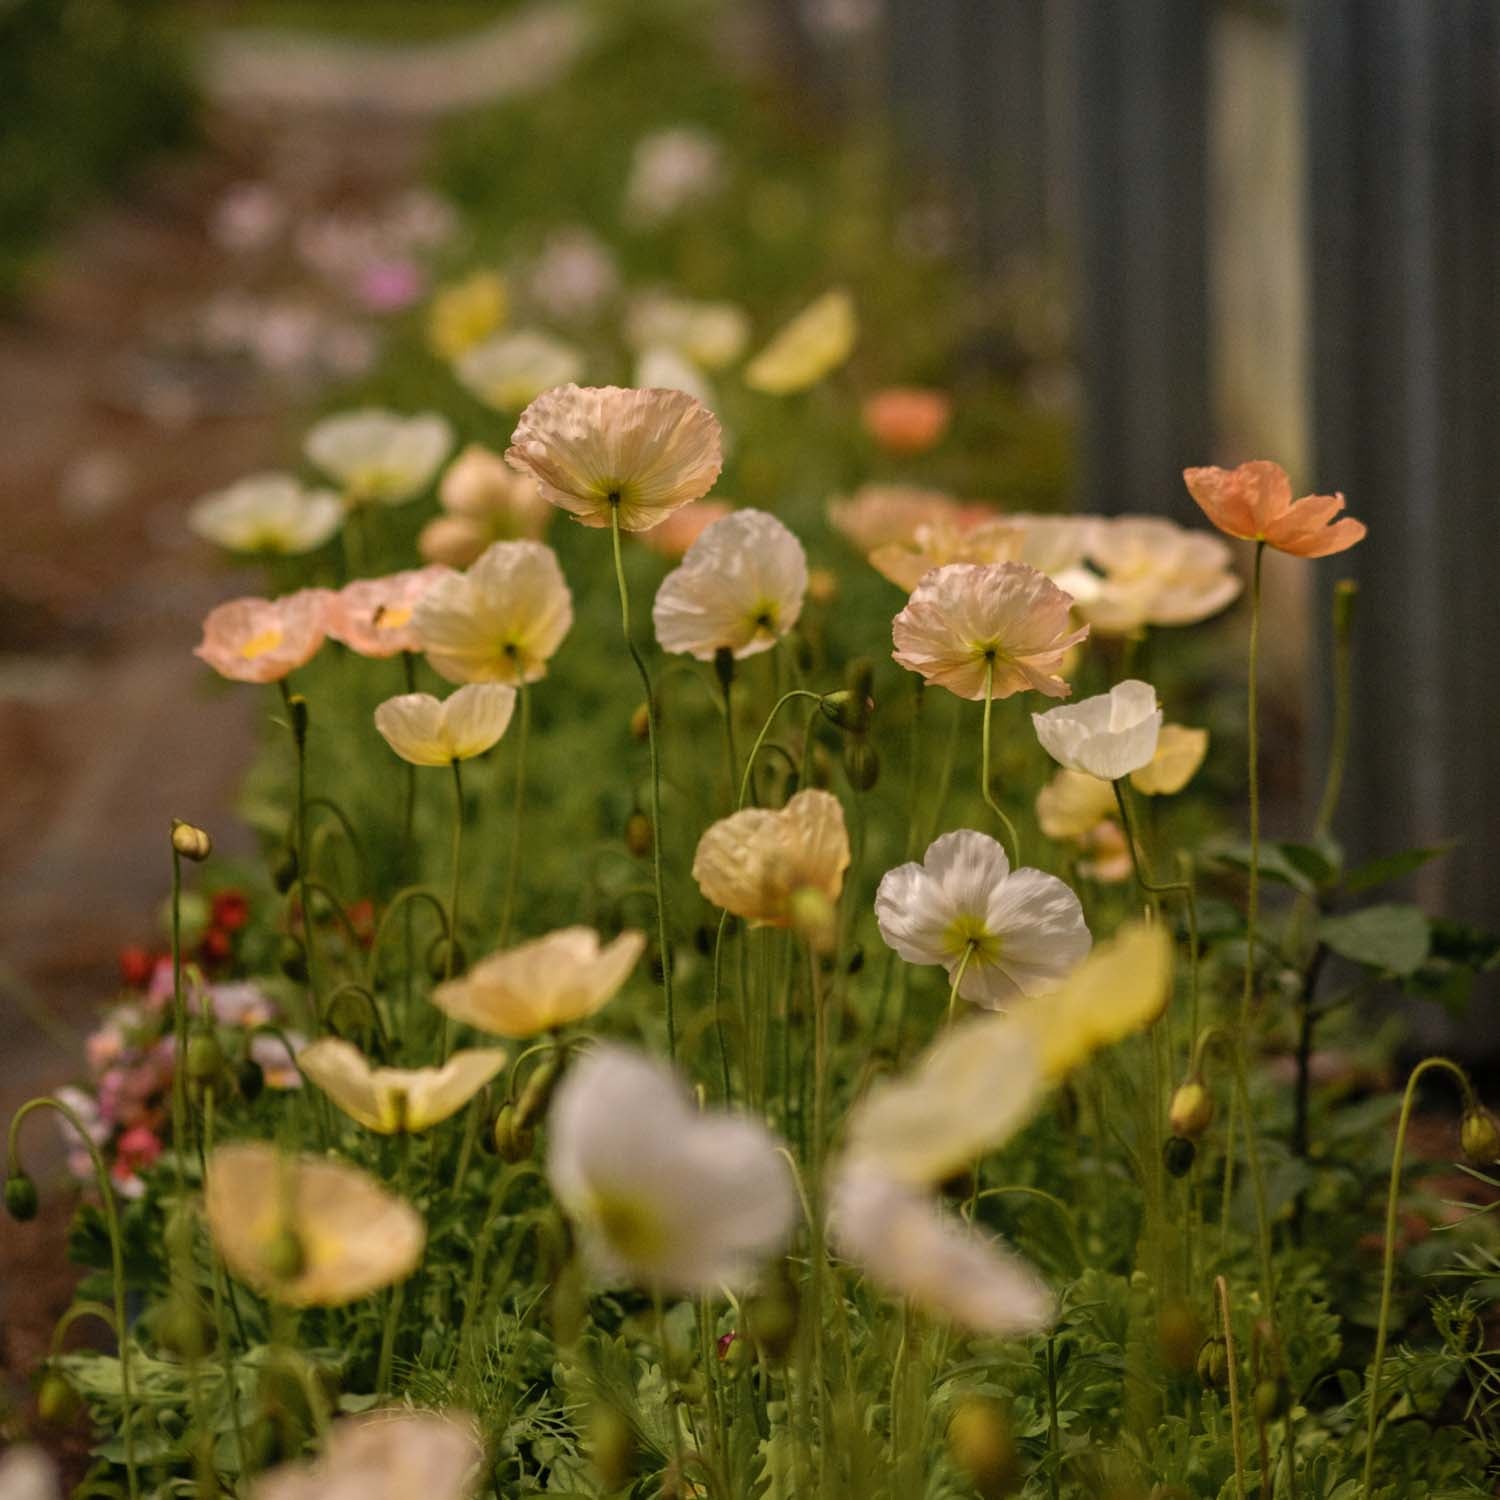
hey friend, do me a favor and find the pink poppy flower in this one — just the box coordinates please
[194,590,330,683]
[324,567,451,658]
[861,386,952,456]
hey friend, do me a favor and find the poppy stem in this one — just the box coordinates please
[610,504,676,1059]
[498,679,529,949]
[439,758,464,1060]
[980,659,1021,866]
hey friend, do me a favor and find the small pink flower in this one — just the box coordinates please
[86,1025,127,1075]
[357,259,427,313]
[639,499,733,558]
[194,590,330,684]
[116,1125,163,1175]
[324,567,452,658]
[861,386,952,456]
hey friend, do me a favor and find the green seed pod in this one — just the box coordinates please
[744,1268,799,1363]
[156,1294,209,1360]
[278,935,308,983]
[1253,1377,1287,1423]
[1196,1336,1229,1390]
[625,811,653,858]
[946,1397,1020,1499]
[1460,1107,1500,1165]
[36,1370,81,1425]
[186,1031,224,1084]
[5,1173,39,1222]
[842,738,880,791]
[263,1227,306,1282]
[516,1055,562,1131]
[164,1204,197,1263]
[1157,1300,1203,1374]
[272,846,299,894]
[427,936,467,980]
[1162,1136,1196,1179]
[629,702,650,741]
[492,1104,534,1164]
[1168,1080,1214,1139]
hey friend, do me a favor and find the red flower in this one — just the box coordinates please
[211,888,250,933]
[199,928,233,969]
[119,947,155,989]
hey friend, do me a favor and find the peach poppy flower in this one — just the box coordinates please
[1001,513,1100,579]
[373,683,516,766]
[693,789,851,926]
[638,498,733,558]
[297,1038,507,1134]
[652,509,807,661]
[861,386,952,456]
[1035,768,1118,841]
[324,567,451,658]
[869,517,1021,592]
[744,289,857,395]
[194,590,330,684]
[827,484,968,553]
[413,540,573,685]
[505,384,723,532]
[418,445,551,568]
[204,1143,424,1307]
[891,562,1088,702]
[431,926,645,1039]
[1182,459,1365,557]
[1076,819,1133,884]
[1079,517,1242,634]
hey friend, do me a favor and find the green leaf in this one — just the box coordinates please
[1280,837,1343,888]
[1319,904,1432,975]
[1343,841,1455,895]
[1208,841,1320,894]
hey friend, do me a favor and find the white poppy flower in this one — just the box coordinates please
[413,540,574,685]
[546,1044,796,1293]
[874,830,1090,1009]
[624,293,749,371]
[1032,679,1162,780]
[304,410,453,506]
[633,345,715,408]
[844,1010,1045,1185]
[189,473,343,554]
[830,1163,1053,1336]
[652,509,808,662]
[1079,517,1242,635]
[373,683,516,766]
[455,330,584,413]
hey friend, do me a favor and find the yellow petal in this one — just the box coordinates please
[744,290,856,395]
[1130,723,1209,796]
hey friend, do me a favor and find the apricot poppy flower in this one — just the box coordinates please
[297,1038,507,1134]
[1183,460,1365,557]
[639,498,733,558]
[506,384,723,531]
[869,517,1020,592]
[194,590,330,684]
[419,445,551,568]
[1131,723,1209,796]
[861,386,952,455]
[324,567,451,658]
[426,268,508,360]
[827,484,968,553]
[373,683,515,766]
[891,561,1088,702]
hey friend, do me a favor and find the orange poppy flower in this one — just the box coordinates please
[1182,460,1365,558]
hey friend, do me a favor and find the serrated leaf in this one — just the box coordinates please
[1343,841,1455,895]
[1319,905,1431,975]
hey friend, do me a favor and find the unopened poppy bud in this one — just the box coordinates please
[278,935,308,982]
[1461,1107,1500,1165]
[171,821,213,863]
[1163,1136,1196,1179]
[427,936,467,980]
[5,1172,38,1222]
[819,689,873,735]
[156,1294,209,1359]
[287,693,310,746]
[492,1104,534,1163]
[264,1226,306,1281]
[186,1032,224,1084]
[744,1270,799,1362]
[165,1204,197,1262]
[713,645,736,695]
[1168,1080,1214,1139]
[1196,1336,1229,1390]
[516,1055,562,1131]
[237,1056,265,1103]
[589,1405,635,1490]
[1254,1377,1287,1423]
[789,885,837,954]
[625,811,653,858]
[272,846,299,894]
[629,702,651,741]
[946,1397,1019,1499]
[842,738,879,791]
[1157,1301,1202,1374]
[1332,577,1358,637]
[37,1370,81,1425]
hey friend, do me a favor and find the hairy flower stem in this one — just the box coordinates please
[1361,1056,1476,1497]
[499,679,529,948]
[438,758,464,1060]
[1045,1332,1064,1500]
[980,659,1021,866]
[610,505,676,1057]
[401,652,418,1011]
[1234,541,1266,1042]
[806,942,832,1488]
[169,845,193,1189]
[280,681,322,1028]
[9,1098,138,1499]
[376,1133,414,1394]
[1216,1274,1248,1500]
[203,1086,250,1478]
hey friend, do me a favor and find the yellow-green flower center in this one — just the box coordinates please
[942,913,1000,966]
[592,1189,667,1264]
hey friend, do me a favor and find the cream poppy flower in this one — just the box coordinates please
[194,590,330,684]
[652,509,807,662]
[744,289,856,394]
[297,1038,507,1134]
[546,1044,796,1292]
[692,789,851,926]
[1035,769,1119,841]
[430,927,645,1038]
[1014,921,1173,1081]
[456,330,584,412]
[325,567,452,658]
[1131,723,1209,796]
[830,1164,1052,1336]
[373,684,516,767]
[891,561,1089,701]
[861,386,952,456]
[419,445,551,568]
[505,384,723,532]
[427,268,508,360]
[869,517,1021,592]
[827,484,968,553]
[1183,459,1365,557]
[639,499,733,558]
[624,293,750,371]
[874,830,1090,1009]
[1032,679,1162,780]
[413,540,573,685]
[189,473,343,555]
[844,1008,1045,1184]
[305,410,453,506]
[204,1142,424,1307]
[253,1409,483,1500]
[1004,513,1100,579]
[1078,517,1242,635]
[634,345,715,408]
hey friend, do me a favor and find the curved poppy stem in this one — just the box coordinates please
[609,504,676,1059]
[980,659,1021,867]
[738,690,824,809]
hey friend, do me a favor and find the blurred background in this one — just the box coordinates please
[1,0,1496,1377]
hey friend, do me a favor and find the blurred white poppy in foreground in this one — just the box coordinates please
[298,1039,507,1134]
[546,1044,795,1292]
